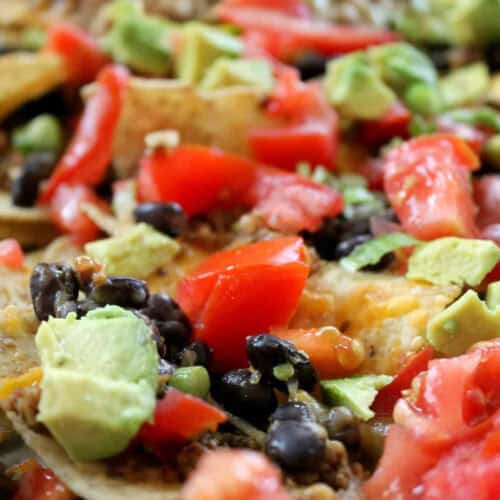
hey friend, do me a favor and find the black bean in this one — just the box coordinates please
[211,369,277,428]
[323,406,361,447]
[177,341,211,368]
[486,43,500,72]
[142,293,190,326]
[133,310,167,359]
[30,263,79,321]
[270,402,314,423]
[333,233,372,260]
[293,51,329,80]
[89,277,149,309]
[425,44,452,72]
[75,298,99,317]
[246,334,318,392]
[134,202,188,238]
[363,251,395,272]
[11,152,56,207]
[266,420,326,471]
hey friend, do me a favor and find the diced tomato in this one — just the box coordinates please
[217,6,399,60]
[273,327,363,379]
[137,146,256,216]
[372,347,433,417]
[45,23,109,85]
[249,73,338,170]
[249,121,337,171]
[40,65,128,203]
[138,388,227,446]
[220,0,311,18]
[436,116,490,155]
[14,464,74,500]
[383,134,480,240]
[364,425,438,500]
[355,158,385,191]
[176,237,309,371]
[0,239,24,269]
[366,342,500,500]
[182,449,291,500]
[358,102,411,148]
[137,145,342,233]
[49,184,107,245]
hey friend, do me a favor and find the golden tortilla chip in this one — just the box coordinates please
[6,411,181,500]
[293,263,461,374]
[0,52,66,120]
[0,192,57,248]
[113,78,280,177]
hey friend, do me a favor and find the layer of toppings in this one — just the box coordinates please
[3,0,500,498]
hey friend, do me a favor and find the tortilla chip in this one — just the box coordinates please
[0,52,66,120]
[0,192,57,248]
[6,411,181,500]
[112,78,280,177]
[293,263,461,374]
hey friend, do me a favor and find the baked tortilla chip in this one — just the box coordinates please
[6,411,181,500]
[112,78,280,177]
[292,263,461,374]
[0,192,57,248]
[0,52,66,120]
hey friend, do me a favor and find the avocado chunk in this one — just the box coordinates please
[101,1,173,75]
[486,281,500,309]
[321,375,392,421]
[395,0,500,47]
[407,237,500,286]
[12,114,63,155]
[368,42,438,92]
[175,23,243,84]
[324,53,396,120]
[427,289,500,355]
[439,63,490,108]
[200,58,274,91]
[36,306,159,461]
[84,223,180,279]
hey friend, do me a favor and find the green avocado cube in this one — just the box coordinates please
[175,23,243,84]
[321,375,393,421]
[407,237,500,287]
[84,223,180,279]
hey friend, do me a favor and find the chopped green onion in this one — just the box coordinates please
[444,107,500,133]
[340,232,420,272]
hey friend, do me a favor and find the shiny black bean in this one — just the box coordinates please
[177,341,211,368]
[134,202,188,238]
[11,152,56,207]
[211,369,277,428]
[323,406,361,447]
[89,277,149,309]
[270,402,314,423]
[142,293,190,326]
[246,334,318,392]
[266,420,326,471]
[293,51,328,80]
[30,263,79,321]
[363,251,395,272]
[333,233,372,260]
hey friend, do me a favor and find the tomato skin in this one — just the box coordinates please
[176,237,309,371]
[436,116,489,154]
[0,239,24,269]
[366,343,500,500]
[274,327,363,379]
[372,347,433,417]
[45,23,109,85]
[182,449,291,500]
[217,6,399,60]
[40,65,129,203]
[358,102,411,148]
[138,388,227,446]
[137,147,256,216]
[137,146,343,233]
[14,464,74,500]
[249,74,338,171]
[49,184,106,245]
[383,134,480,240]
